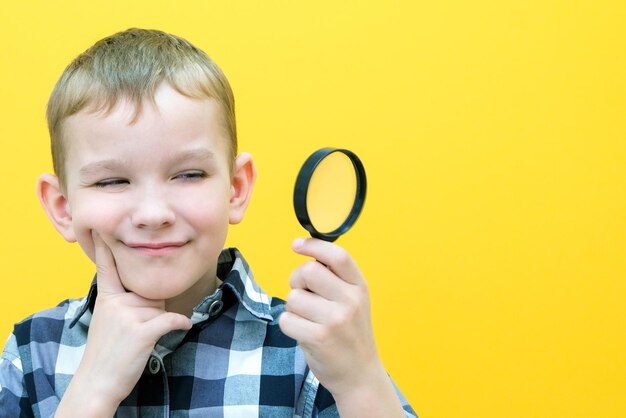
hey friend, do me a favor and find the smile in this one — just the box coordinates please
[125,241,187,255]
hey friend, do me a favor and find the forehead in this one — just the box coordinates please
[61,84,231,168]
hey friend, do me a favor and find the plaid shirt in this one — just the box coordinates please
[0,248,416,418]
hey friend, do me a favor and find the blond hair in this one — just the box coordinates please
[47,28,237,186]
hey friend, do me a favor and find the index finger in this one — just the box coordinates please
[92,230,126,294]
[291,238,365,286]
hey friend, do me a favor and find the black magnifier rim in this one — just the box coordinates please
[293,147,367,242]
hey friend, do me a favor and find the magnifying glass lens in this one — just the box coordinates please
[306,152,357,233]
[294,148,367,242]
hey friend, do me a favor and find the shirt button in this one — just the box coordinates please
[208,300,224,317]
[148,356,161,374]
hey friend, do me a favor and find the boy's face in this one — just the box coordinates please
[58,83,242,303]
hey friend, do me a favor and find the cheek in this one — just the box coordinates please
[69,196,125,259]
[177,183,232,220]
[183,198,230,229]
[177,193,231,241]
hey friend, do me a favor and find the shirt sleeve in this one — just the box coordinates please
[390,377,419,418]
[0,333,32,417]
[308,372,418,418]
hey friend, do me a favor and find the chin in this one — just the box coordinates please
[120,276,186,301]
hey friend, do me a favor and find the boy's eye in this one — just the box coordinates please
[94,178,129,188]
[173,171,208,181]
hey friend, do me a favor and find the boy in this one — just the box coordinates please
[0,28,416,417]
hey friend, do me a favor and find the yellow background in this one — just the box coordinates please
[1,1,625,417]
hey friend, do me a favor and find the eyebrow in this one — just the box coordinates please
[78,148,217,177]
[169,148,217,165]
[79,159,125,177]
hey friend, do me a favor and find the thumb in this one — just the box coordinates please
[92,230,125,295]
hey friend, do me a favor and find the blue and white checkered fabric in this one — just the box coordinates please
[0,248,416,417]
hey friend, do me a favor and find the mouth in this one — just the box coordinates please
[125,241,188,255]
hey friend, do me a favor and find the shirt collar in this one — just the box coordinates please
[70,247,273,328]
[213,247,273,321]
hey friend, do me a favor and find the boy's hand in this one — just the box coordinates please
[279,238,379,395]
[55,232,192,417]
[279,238,406,417]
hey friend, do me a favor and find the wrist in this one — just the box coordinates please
[331,361,405,418]
[331,356,386,399]
[56,369,121,417]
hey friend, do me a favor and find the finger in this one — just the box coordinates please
[128,306,171,322]
[92,230,125,294]
[292,238,365,286]
[144,312,192,340]
[117,293,166,309]
[278,311,322,345]
[289,260,348,302]
[285,288,335,324]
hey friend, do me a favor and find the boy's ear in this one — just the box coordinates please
[229,152,257,224]
[37,173,77,242]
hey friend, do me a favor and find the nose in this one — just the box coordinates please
[130,186,175,229]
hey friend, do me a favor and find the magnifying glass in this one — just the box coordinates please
[293,148,367,242]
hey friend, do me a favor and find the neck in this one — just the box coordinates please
[165,274,219,317]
